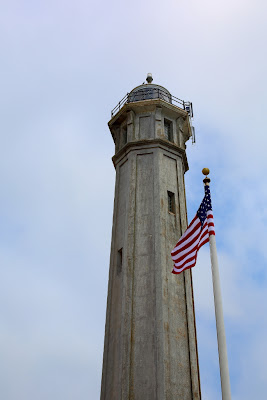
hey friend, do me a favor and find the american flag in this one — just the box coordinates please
[171,185,215,274]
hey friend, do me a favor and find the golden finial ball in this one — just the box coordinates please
[202,168,210,176]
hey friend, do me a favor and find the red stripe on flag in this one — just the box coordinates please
[171,211,215,274]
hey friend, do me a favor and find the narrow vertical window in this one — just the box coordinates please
[164,119,173,142]
[122,126,127,146]
[117,248,123,275]
[167,191,175,214]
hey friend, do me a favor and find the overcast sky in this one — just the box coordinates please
[1,0,267,399]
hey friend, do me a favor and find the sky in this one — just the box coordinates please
[1,0,267,399]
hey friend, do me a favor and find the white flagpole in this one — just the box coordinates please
[202,168,231,400]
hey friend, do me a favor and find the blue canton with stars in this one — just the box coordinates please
[197,185,213,229]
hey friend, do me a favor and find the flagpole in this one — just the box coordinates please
[202,168,231,400]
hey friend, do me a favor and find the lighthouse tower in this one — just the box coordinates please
[101,75,201,400]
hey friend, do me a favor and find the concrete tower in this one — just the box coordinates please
[101,75,201,400]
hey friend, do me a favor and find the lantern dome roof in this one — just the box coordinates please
[128,75,172,104]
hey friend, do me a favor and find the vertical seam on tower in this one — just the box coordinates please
[153,148,158,400]
[129,154,137,400]
[177,158,194,399]
[182,169,194,400]
[189,268,202,399]
[183,272,194,400]
[164,150,171,399]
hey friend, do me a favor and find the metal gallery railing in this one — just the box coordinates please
[111,87,193,118]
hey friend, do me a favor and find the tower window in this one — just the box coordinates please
[164,119,173,142]
[167,191,175,214]
[117,248,123,275]
[122,126,127,147]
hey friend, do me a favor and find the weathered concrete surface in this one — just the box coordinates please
[101,99,201,400]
